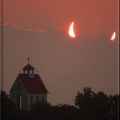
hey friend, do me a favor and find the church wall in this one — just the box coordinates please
[27,94,47,109]
[9,62,48,110]
[10,77,28,110]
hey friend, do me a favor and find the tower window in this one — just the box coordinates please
[25,70,28,74]
[30,70,33,74]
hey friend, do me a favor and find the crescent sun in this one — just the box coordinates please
[68,22,76,38]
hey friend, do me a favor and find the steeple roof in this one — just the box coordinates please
[23,64,34,70]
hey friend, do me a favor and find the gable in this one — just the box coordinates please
[10,75,27,95]
[10,74,48,94]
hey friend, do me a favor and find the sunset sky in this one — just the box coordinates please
[0,0,119,105]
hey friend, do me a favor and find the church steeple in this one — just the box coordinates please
[10,58,48,110]
[23,57,35,77]
[27,57,30,64]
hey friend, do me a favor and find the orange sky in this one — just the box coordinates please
[3,0,118,36]
[1,0,119,105]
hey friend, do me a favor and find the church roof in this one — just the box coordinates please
[18,74,48,94]
[23,64,35,70]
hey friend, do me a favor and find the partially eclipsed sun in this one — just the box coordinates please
[110,32,116,41]
[68,22,76,38]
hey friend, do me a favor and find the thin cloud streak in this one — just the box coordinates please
[3,22,48,33]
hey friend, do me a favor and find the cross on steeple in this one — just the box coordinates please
[27,57,30,64]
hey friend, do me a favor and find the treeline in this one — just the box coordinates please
[0,87,119,120]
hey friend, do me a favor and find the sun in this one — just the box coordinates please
[68,21,76,39]
[110,32,116,41]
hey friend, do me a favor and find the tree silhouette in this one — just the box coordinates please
[1,88,119,120]
[74,87,119,120]
[1,91,17,120]
[108,94,119,120]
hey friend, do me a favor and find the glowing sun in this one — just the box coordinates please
[68,21,76,38]
[110,32,116,41]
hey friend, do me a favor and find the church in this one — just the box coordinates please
[10,59,48,110]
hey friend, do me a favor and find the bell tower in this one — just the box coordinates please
[23,57,35,77]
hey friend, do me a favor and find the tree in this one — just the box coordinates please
[108,94,119,120]
[74,87,118,120]
[1,91,17,120]
[75,87,95,109]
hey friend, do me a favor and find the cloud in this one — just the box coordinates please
[2,22,48,33]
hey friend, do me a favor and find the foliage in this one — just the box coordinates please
[0,91,17,120]
[74,87,119,120]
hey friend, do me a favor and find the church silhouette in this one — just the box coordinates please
[10,58,48,110]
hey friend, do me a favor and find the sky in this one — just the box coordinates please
[0,0,119,105]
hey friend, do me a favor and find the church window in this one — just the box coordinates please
[36,96,39,104]
[42,96,44,102]
[25,70,28,74]
[18,95,22,110]
[30,96,33,105]
[30,70,33,74]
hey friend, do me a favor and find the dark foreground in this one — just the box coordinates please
[1,87,119,120]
